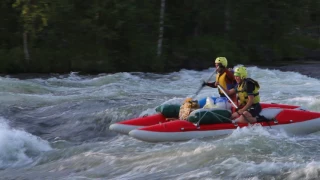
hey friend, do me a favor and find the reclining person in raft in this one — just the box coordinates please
[217,66,262,123]
[202,57,238,106]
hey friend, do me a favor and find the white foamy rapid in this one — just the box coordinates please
[0,117,51,169]
[0,66,320,179]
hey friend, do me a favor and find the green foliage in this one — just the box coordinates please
[0,47,25,73]
[0,0,319,74]
[13,0,49,34]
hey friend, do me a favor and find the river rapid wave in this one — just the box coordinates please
[0,66,320,180]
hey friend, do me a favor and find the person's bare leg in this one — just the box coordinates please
[234,111,257,123]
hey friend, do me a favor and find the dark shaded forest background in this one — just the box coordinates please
[1,0,319,74]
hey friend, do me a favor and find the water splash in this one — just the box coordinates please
[0,117,51,169]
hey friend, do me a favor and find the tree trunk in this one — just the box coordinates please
[157,0,166,57]
[23,31,30,63]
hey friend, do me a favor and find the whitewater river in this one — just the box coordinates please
[0,66,320,180]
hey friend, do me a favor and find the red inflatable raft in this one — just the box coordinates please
[129,108,320,142]
[109,103,305,135]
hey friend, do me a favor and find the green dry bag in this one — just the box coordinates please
[187,108,231,124]
[155,104,180,118]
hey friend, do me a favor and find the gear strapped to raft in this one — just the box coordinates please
[179,98,199,120]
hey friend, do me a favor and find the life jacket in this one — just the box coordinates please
[216,72,227,94]
[216,71,237,105]
[236,78,260,106]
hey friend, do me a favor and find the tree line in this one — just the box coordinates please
[1,0,319,74]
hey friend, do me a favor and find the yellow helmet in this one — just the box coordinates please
[234,66,247,79]
[215,57,228,67]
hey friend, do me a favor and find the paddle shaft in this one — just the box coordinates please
[191,70,216,99]
[217,85,252,123]
[217,85,238,109]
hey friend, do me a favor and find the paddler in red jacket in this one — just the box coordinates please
[202,57,237,106]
